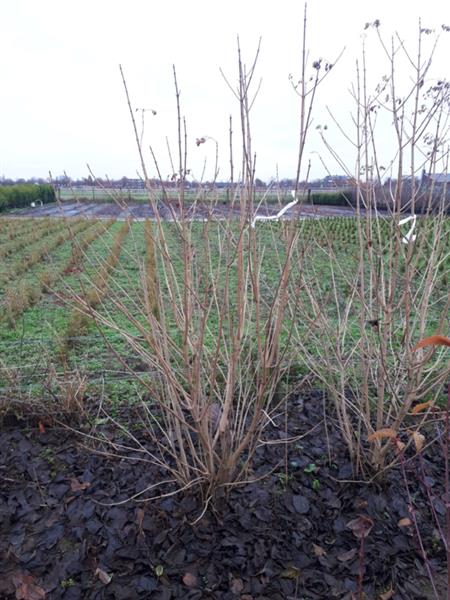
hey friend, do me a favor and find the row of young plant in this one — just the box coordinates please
[297,216,450,297]
[299,213,450,245]
[0,184,55,212]
[62,219,116,275]
[1,213,448,459]
[0,218,165,419]
[0,219,112,329]
[41,220,151,413]
[150,216,449,352]
[0,218,131,342]
[0,219,92,289]
[0,219,127,410]
[57,219,131,360]
[0,218,67,262]
[0,217,46,242]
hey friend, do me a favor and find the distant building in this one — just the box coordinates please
[416,171,450,213]
[421,171,450,186]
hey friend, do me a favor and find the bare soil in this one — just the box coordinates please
[8,201,373,221]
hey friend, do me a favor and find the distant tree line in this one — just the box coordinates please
[0,184,55,212]
[1,174,447,213]
[1,174,354,189]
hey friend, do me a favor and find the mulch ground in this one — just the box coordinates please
[0,390,447,600]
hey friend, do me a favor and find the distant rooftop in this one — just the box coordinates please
[424,172,450,184]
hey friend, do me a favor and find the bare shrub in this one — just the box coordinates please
[293,23,450,473]
[61,9,333,501]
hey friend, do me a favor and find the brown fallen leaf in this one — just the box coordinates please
[413,335,450,350]
[337,547,358,562]
[182,573,197,588]
[398,517,412,527]
[346,515,374,539]
[394,439,406,453]
[367,428,397,442]
[38,421,46,434]
[95,568,112,585]
[12,573,46,600]
[412,431,425,452]
[312,543,327,557]
[70,478,91,492]
[411,400,433,415]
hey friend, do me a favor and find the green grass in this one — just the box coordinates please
[0,215,448,412]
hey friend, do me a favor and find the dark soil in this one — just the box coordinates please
[1,390,447,600]
[9,201,377,221]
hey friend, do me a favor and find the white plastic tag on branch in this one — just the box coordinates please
[399,214,417,244]
[251,190,299,228]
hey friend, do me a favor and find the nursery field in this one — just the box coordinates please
[1,214,450,600]
[0,217,141,410]
[0,214,449,412]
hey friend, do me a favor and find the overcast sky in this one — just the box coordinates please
[1,0,449,183]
